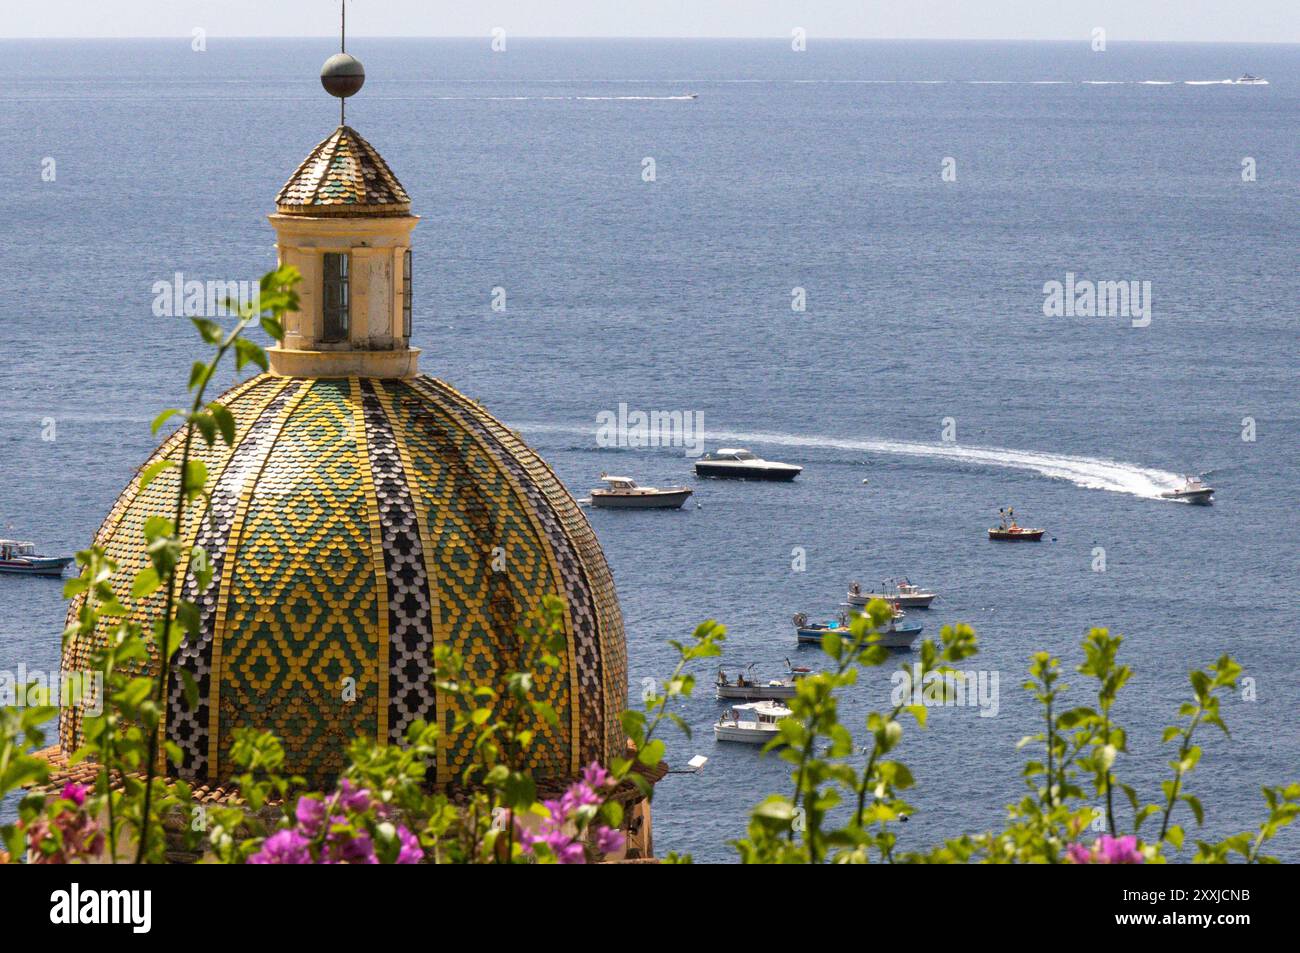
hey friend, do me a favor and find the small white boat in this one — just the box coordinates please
[714,701,791,744]
[694,448,802,481]
[588,474,693,509]
[715,662,806,700]
[1160,476,1214,505]
[1232,74,1268,85]
[0,539,73,577]
[847,578,936,609]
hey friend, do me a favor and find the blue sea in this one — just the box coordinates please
[0,38,1296,862]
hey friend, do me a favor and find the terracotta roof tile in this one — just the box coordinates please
[276,125,411,217]
[29,745,248,806]
[28,745,665,808]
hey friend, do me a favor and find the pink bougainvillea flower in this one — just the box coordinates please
[1066,841,1093,864]
[1066,833,1144,864]
[294,796,326,835]
[395,825,423,864]
[582,762,614,792]
[336,778,372,814]
[248,828,313,865]
[1096,834,1143,864]
[594,825,625,856]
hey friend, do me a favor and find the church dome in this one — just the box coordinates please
[61,374,627,786]
[59,52,628,788]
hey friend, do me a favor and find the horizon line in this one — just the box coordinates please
[1,35,1297,45]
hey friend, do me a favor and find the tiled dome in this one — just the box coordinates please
[61,375,627,786]
[275,125,411,216]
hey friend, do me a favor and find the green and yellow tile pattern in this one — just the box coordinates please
[60,374,626,788]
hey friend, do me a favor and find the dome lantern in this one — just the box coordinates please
[266,7,419,380]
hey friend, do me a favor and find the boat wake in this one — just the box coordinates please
[516,424,1185,500]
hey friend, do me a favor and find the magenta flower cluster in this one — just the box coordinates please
[515,762,626,864]
[248,779,423,864]
[1066,834,1145,864]
[22,782,105,864]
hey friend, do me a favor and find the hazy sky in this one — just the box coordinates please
[2,1,1297,43]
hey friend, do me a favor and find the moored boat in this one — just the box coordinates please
[988,508,1044,541]
[714,700,791,744]
[0,540,73,577]
[588,475,693,509]
[847,578,936,608]
[693,448,801,481]
[715,662,806,701]
[792,610,922,649]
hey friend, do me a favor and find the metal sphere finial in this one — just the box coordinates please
[321,53,365,99]
[323,1,362,124]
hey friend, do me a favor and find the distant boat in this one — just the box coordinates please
[1160,476,1214,505]
[988,508,1045,541]
[847,579,936,609]
[588,474,693,510]
[714,701,791,744]
[715,662,806,701]
[1232,74,1268,85]
[694,448,802,481]
[0,539,73,577]
[792,610,922,649]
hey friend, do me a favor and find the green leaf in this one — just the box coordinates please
[183,460,208,496]
[234,338,268,372]
[638,738,666,767]
[208,402,235,446]
[260,316,285,341]
[179,668,200,711]
[131,567,160,599]
[151,408,181,434]
[192,413,216,446]
[191,317,222,343]
[139,459,175,490]
[177,600,200,638]
[188,361,212,392]
[143,515,174,540]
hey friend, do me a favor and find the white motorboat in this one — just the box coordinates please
[1232,74,1268,85]
[1160,476,1214,505]
[588,475,693,509]
[714,701,792,744]
[715,662,806,701]
[694,448,802,481]
[847,578,936,609]
[0,539,73,577]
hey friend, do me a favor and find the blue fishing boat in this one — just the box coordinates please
[792,611,923,649]
[0,539,74,577]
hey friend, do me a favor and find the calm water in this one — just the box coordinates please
[0,39,1296,862]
